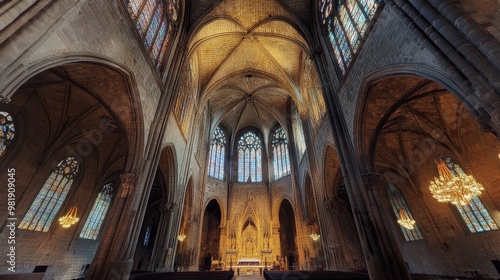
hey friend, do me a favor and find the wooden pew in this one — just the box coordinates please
[263,270,369,280]
[131,270,234,280]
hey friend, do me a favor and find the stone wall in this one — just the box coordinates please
[327,3,500,278]
[0,1,176,278]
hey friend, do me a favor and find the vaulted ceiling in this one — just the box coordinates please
[186,0,314,138]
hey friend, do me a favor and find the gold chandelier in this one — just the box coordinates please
[429,158,484,206]
[397,208,416,230]
[178,234,186,242]
[58,205,79,228]
[310,233,320,241]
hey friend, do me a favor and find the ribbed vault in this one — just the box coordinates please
[187,0,312,137]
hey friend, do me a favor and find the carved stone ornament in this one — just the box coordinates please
[119,173,139,197]
[0,96,11,104]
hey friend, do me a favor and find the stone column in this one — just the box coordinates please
[87,173,139,280]
[272,225,281,268]
[161,203,179,271]
[218,226,227,269]
[148,202,171,271]
[309,31,409,280]
[360,173,411,280]
[323,199,343,271]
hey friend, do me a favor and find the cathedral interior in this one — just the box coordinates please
[0,0,500,279]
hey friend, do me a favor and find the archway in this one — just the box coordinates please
[334,174,365,271]
[357,74,500,277]
[175,177,193,271]
[304,173,323,270]
[2,62,135,279]
[278,199,298,270]
[133,145,177,272]
[132,171,164,271]
[241,218,258,259]
[199,199,222,270]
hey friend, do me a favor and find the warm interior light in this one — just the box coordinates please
[58,205,79,228]
[178,234,186,242]
[310,233,320,241]
[429,158,484,206]
[397,208,416,230]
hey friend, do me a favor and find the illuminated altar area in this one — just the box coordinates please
[216,183,297,271]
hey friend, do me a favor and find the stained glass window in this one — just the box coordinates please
[144,220,154,246]
[0,111,15,157]
[79,183,114,240]
[127,0,179,70]
[208,126,226,180]
[237,131,263,182]
[292,106,306,161]
[388,184,423,241]
[320,0,380,75]
[19,157,79,232]
[272,127,291,180]
[441,156,498,233]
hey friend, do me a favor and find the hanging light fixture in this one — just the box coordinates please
[310,228,320,241]
[58,205,79,228]
[397,208,416,230]
[404,101,484,207]
[310,233,320,241]
[429,158,484,206]
[178,233,186,242]
[309,224,320,241]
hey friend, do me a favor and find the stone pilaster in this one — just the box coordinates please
[360,173,412,280]
[94,172,139,280]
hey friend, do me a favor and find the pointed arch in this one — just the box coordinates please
[19,157,79,232]
[388,183,423,241]
[200,199,223,268]
[157,144,177,204]
[79,182,114,240]
[272,126,291,180]
[3,57,144,173]
[440,156,498,233]
[208,125,227,180]
[278,199,298,270]
[126,0,181,72]
[237,130,263,182]
[0,111,15,158]
[319,0,380,75]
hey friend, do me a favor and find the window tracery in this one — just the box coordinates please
[0,111,15,157]
[127,0,179,70]
[442,156,498,233]
[320,0,379,74]
[80,183,114,240]
[237,131,263,182]
[19,157,79,232]
[388,184,423,241]
[208,126,226,180]
[272,127,291,180]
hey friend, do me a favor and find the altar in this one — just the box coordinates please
[233,258,270,275]
[236,258,260,266]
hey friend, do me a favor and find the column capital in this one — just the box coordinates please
[0,96,11,104]
[119,173,139,197]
